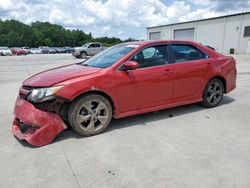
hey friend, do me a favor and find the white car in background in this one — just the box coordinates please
[21,47,31,54]
[0,47,12,56]
[30,48,42,54]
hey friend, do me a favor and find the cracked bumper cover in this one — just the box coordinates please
[12,97,67,147]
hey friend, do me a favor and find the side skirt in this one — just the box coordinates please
[113,98,203,119]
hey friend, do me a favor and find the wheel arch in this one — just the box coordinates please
[80,51,87,55]
[207,75,227,93]
[70,89,116,114]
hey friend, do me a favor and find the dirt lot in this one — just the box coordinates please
[0,54,250,188]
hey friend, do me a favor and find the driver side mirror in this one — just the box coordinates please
[123,61,139,71]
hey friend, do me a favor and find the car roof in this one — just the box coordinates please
[122,40,221,58]
[124,40,200,46]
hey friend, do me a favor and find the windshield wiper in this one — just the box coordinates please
[76,62,89,66]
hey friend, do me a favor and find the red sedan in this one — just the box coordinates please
[12,40,237,146]
[11,47,28,55]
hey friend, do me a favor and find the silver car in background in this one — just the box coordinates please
[0,47,12,56]
[72,42,107,59]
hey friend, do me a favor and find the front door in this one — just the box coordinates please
[115,44,174,112]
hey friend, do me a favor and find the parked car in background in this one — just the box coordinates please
[72,42,106,58]
[30,48,42,54]
[12,40,237,146]
[39,46,49,50]
[0,47,12,56]
[21,47,31,54]
[11,47,28,55]
[62,47,73,53]
[54,47,65,53]
[41,47,57,54]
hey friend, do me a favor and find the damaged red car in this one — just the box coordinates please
[12,40,237,146]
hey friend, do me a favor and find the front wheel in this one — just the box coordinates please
[68,94,112,136]
[202,79,224,108]
[80,52,87,59]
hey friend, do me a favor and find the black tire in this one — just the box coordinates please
[80,52,87,59]
[201,78,224,108]
[68,94,112,136]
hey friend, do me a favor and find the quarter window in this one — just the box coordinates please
[131,45,168,68]
[171,44,208,63]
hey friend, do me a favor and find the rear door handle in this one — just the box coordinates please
[165,69,173,73]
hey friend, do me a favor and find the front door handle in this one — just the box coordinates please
[163,69,173,75]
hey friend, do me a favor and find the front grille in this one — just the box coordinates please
[19,93,27,99]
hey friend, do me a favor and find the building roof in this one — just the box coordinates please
[147,11,250,29]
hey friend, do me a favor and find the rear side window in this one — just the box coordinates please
[171,44,208,63]
[95,43,101,47]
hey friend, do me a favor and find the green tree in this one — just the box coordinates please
[0,19,138,47]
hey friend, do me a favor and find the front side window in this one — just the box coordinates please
[171,44,208,63]
[131,45,168,68]
[89,43,95,48]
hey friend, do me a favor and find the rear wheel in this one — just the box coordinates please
[202,79,224,108]
[68,94,112,136]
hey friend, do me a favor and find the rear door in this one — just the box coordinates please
[169,43,213,101]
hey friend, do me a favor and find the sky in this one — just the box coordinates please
[0,0,250,39]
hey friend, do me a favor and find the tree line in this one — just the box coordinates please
[0,19,136,47]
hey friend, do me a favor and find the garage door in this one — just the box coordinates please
[174,28,194,40]
[149,32,161,40]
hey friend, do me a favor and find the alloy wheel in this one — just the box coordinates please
[76,100,109,132]
[206,81,223,106]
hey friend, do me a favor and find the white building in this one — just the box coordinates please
[147,12,250,54]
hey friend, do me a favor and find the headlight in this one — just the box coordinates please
[27,86,63,103]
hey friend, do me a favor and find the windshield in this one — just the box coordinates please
[82,43,90,47]
[81,44,138,68]
[0,47,9,50]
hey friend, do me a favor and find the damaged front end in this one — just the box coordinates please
[12,86,68,147]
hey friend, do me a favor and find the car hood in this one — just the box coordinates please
[23,64,102,87]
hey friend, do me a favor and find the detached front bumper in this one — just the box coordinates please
[12,97,67,147]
